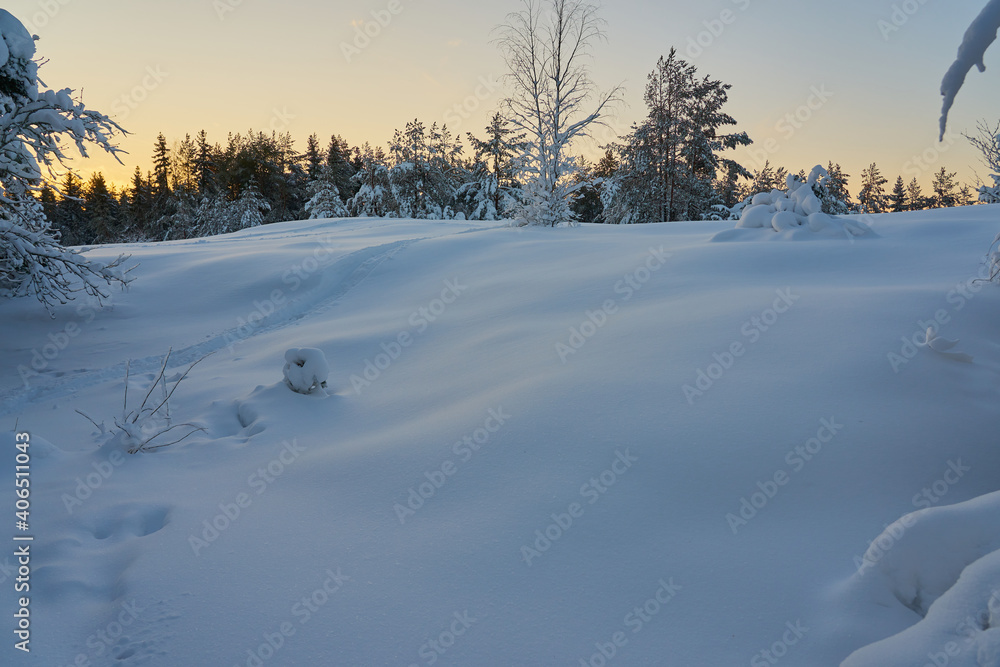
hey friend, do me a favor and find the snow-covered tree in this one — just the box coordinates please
[349,144,396,217]
[0,9,131,310]
[603,50,751,224]
[819,162,853,215]
[387,120,463,219]
[857,163,888,213]
[305,168,350,219]
[233,181,270,228]
[906,178,927,211]
[931,167,958,208]
[458,113,526,220]
[496,0,622,226]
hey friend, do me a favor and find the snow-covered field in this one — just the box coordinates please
[3,209,1000,666]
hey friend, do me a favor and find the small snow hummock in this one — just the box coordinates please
[726,165,874,239]
[282,348,329,394]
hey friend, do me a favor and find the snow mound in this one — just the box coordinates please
[282,347,329,394]
[714,166,875,242]
[845,491,1000,666]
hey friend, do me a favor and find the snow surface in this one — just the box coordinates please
[2,210,1000,665]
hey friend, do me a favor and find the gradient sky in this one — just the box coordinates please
[6,0,1000,196]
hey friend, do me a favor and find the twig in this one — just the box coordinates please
[74,409,102,431]
[135,347,172,422]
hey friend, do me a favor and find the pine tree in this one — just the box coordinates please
[888,175,906,212]
[821,162,852,214]
[906,178,926,211]
[326,135,356,199]
[750,161,780,195]
[958,183,974,207]
[461,112,526,220]
[858,163,888,213]
[604,50,750,224]
[931,167,958,208]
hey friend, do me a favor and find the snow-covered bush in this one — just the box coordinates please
[732,165,874,238]
[0,10,131,310]
[282,348,329,395]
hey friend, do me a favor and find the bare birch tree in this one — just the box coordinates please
[495,0,622,226]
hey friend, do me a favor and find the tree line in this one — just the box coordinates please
[44,56,981,245]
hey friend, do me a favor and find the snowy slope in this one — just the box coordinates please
[2,209,1000,666]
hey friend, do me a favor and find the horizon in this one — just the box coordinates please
[6,0,1000,195]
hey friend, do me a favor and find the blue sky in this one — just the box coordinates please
[6,0,1000,194]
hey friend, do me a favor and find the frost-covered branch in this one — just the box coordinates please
[940,0,1000,140]
[0,9,131,310]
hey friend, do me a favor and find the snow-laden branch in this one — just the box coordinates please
[940,0,1000,140]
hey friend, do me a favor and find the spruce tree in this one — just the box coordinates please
[888,175,906,212]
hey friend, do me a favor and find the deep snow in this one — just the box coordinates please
[2,209,1000,666]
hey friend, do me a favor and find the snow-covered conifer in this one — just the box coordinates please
[305,169,350,219]
[0,9,131,310]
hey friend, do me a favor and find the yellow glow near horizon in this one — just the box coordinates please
[6,0,1000,197]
